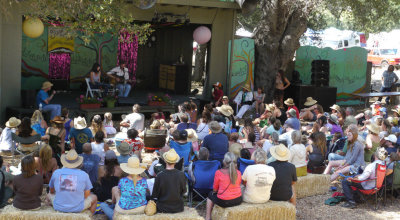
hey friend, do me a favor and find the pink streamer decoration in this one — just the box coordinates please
[48,53,71,80]
[118,32,138,85]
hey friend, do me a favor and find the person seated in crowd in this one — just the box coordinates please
[188,147,211,183]
[365,123,381,162]
[206,152,242,220]
[263,132,279,159]
[263,117,282,139]
[324,125,365,181]
[253,87,265,116]
[242,149,276,203]
[151,108,166,122]
[91,131,109,166]
[152,149,186,213]
[243,132,257,155]
[357,109,373,127]
[120,104,145,133]
[48,149,98,214]
[101,112,116,137]
[176,113,197,131]
[90,115,107,138]
[212,82,224,106]
[327,114,343,136]
[240,148,251,160]
[228,132,239,147]
[380,119,392,140]
[186,129,199,152]
[0,117,19,152]
[240,118,260,142]
[279,123,296,147]
[69,117,94,154]
[306,132,326,173]
[284,109,300,131]
[189,100,198,123]
[341,148,388,209]
[385,152,400,188]
[36,81,61,120]
[62,108,74,142]
[117,142,133,164]
[107,60,132,97]
[203,121,229,164]
[299,97,318,121]
[123,128,144,156]
[233,85,253,119]
[289,131,307,177]
[327,132,347,161]
[216,104,235,134]
[269,144,297,206]
[330,104,341,116]
[257,104,275,128]
[284,98,299,118]
[43,116,66,166]
[0,156,14,207]
[12,117,41,153]
[150,120,162,130]
[221,96,230,106]
[170,130,193,167]
[89,62,110,92]
[274,100,287,124]
[196,111,211,141]
[81,143,101,185]
[34,144,58,184]
[31,110,47,137]
[383,134,398,155]
[344,107,358,129]
[316,115,329,133]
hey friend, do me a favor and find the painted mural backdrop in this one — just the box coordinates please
[22,25,118,90]
[295,46,368,105]
[228,38,255,98]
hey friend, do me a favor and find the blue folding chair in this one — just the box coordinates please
[237,158,255,175]
[170,141,192,167]
[187,160,221,208]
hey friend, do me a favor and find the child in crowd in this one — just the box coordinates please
[103,112,117,136]
[91,131,109,166]
[117,142,133,164]
[31,110,47,137]
[122,129,144,156]
[80,143,100,185]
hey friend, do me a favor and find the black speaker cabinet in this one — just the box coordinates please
[21,90,37,109]
[311,60,330,87]
[285,85,337,111]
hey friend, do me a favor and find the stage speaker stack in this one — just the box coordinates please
[311,60,329,87]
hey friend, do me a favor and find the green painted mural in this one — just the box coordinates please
[22,25,118,90]
[295,46,368,105]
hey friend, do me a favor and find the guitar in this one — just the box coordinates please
[109,67,134,84]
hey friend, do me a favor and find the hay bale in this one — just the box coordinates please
[295,173,330,199]
[114,207,203,220]
[0,205,92,220]
[212,201,295,220]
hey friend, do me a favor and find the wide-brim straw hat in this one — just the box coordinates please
[287,108,297,118]
[42,81,53,90]
[265,104,275,112]
[6,117,21,128]
[222,96,229,100]
[117,142,133,155]
[366,123,381,134]
[74,116,87,129]
[392,108,400,115]
[242,84,251,91]
[186,129,198,142]
[217,105,234,117]
[209,121,222,133]
[284,98,295,106]
[329,114,339,125]
[270,144,291,161]
[51,116,65,124]
[304,97,317,106]
[120,156,146,175]
[61,149,83,168]
[330,104,341,112]
[163,149,180,164]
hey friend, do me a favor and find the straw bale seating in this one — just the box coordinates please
[211,201,295,220]
[114,207,204,220]
[0,205,92,220]
[295,173,330,199]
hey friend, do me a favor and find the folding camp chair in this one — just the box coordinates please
[170,141,192,167]
[237,158,255,175]
[187,160,220,208]
[85,78,102,98]
[350,163,386,210]
[390,161,400,204]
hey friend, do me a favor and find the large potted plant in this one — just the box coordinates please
[147,93,171,106]
[104,95,118,108]
[77,95,102,109]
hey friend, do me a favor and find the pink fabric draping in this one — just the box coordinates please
[48,53,71,80]
[118,32,138,84]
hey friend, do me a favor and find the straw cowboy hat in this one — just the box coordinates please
[329,114,339,125]
[222,96,229,100]
[270,144,291,161]
[284,98,295,106]
[217,105,234,117]
[41,81,53,90]
[304,97,317,106]
[392,108,400,115]
[186,129,198,142]
[242,84,251,91]
[163,149,180,164]
[120,156,146,175]
[117,142,133,156]
[61,149,83,169]
[6,117,21,128]
[287,109,297,118]
[74,116,87,129]
[366,123,380,134]
[50,116,65,124]
[265,104,275,112]
[209,121,222,133]
[330,104,341,112]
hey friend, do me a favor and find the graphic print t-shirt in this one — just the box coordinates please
[69,128,93,154]
[49,168,93,213]
[242,164,276,203]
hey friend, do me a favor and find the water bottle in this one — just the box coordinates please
[39,103,42,111]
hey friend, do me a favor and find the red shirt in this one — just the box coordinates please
[213,169,242,200]
[213,89,224,102]
[122,138,144,152]
[288,106,300,118]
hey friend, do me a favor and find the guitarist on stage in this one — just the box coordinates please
[107,60,133,97]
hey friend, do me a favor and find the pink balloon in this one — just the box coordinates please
[193,26,211,45]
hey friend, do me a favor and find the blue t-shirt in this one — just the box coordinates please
[284,117,301,130]
[49,168,93,213]
[118,177,148,210]
[81,154,100,185]
[117,155,130,164]
[69,128,93,154]
[36,90,49,107]
[176,123,197,131]
[202,133,228,161]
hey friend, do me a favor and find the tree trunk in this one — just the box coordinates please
[254,0,312,102]
[192,44,207,82]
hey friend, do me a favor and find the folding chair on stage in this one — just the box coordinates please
[350,163,387,210]
[85,78,102,98]
[187,160,220,208]
[237,158,255,175]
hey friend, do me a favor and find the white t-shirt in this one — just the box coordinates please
[262,140,273,155]
[91,142,105,166]
[288,144,307,168]
[279,130,294,147]
[242,164,276,203]
[122,112,145,131]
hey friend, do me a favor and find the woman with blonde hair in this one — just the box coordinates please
[150,120,161,130]
[31,110,47,137]
[34,144,58,184]
[90,115,107,138]
[206,152,242,220]
[103,112,117,136]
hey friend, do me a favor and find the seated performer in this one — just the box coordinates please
[233,85,253,119]
[107,61,134,97]
[36,81,61,120]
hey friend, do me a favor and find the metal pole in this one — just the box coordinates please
[227,9,237,99]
